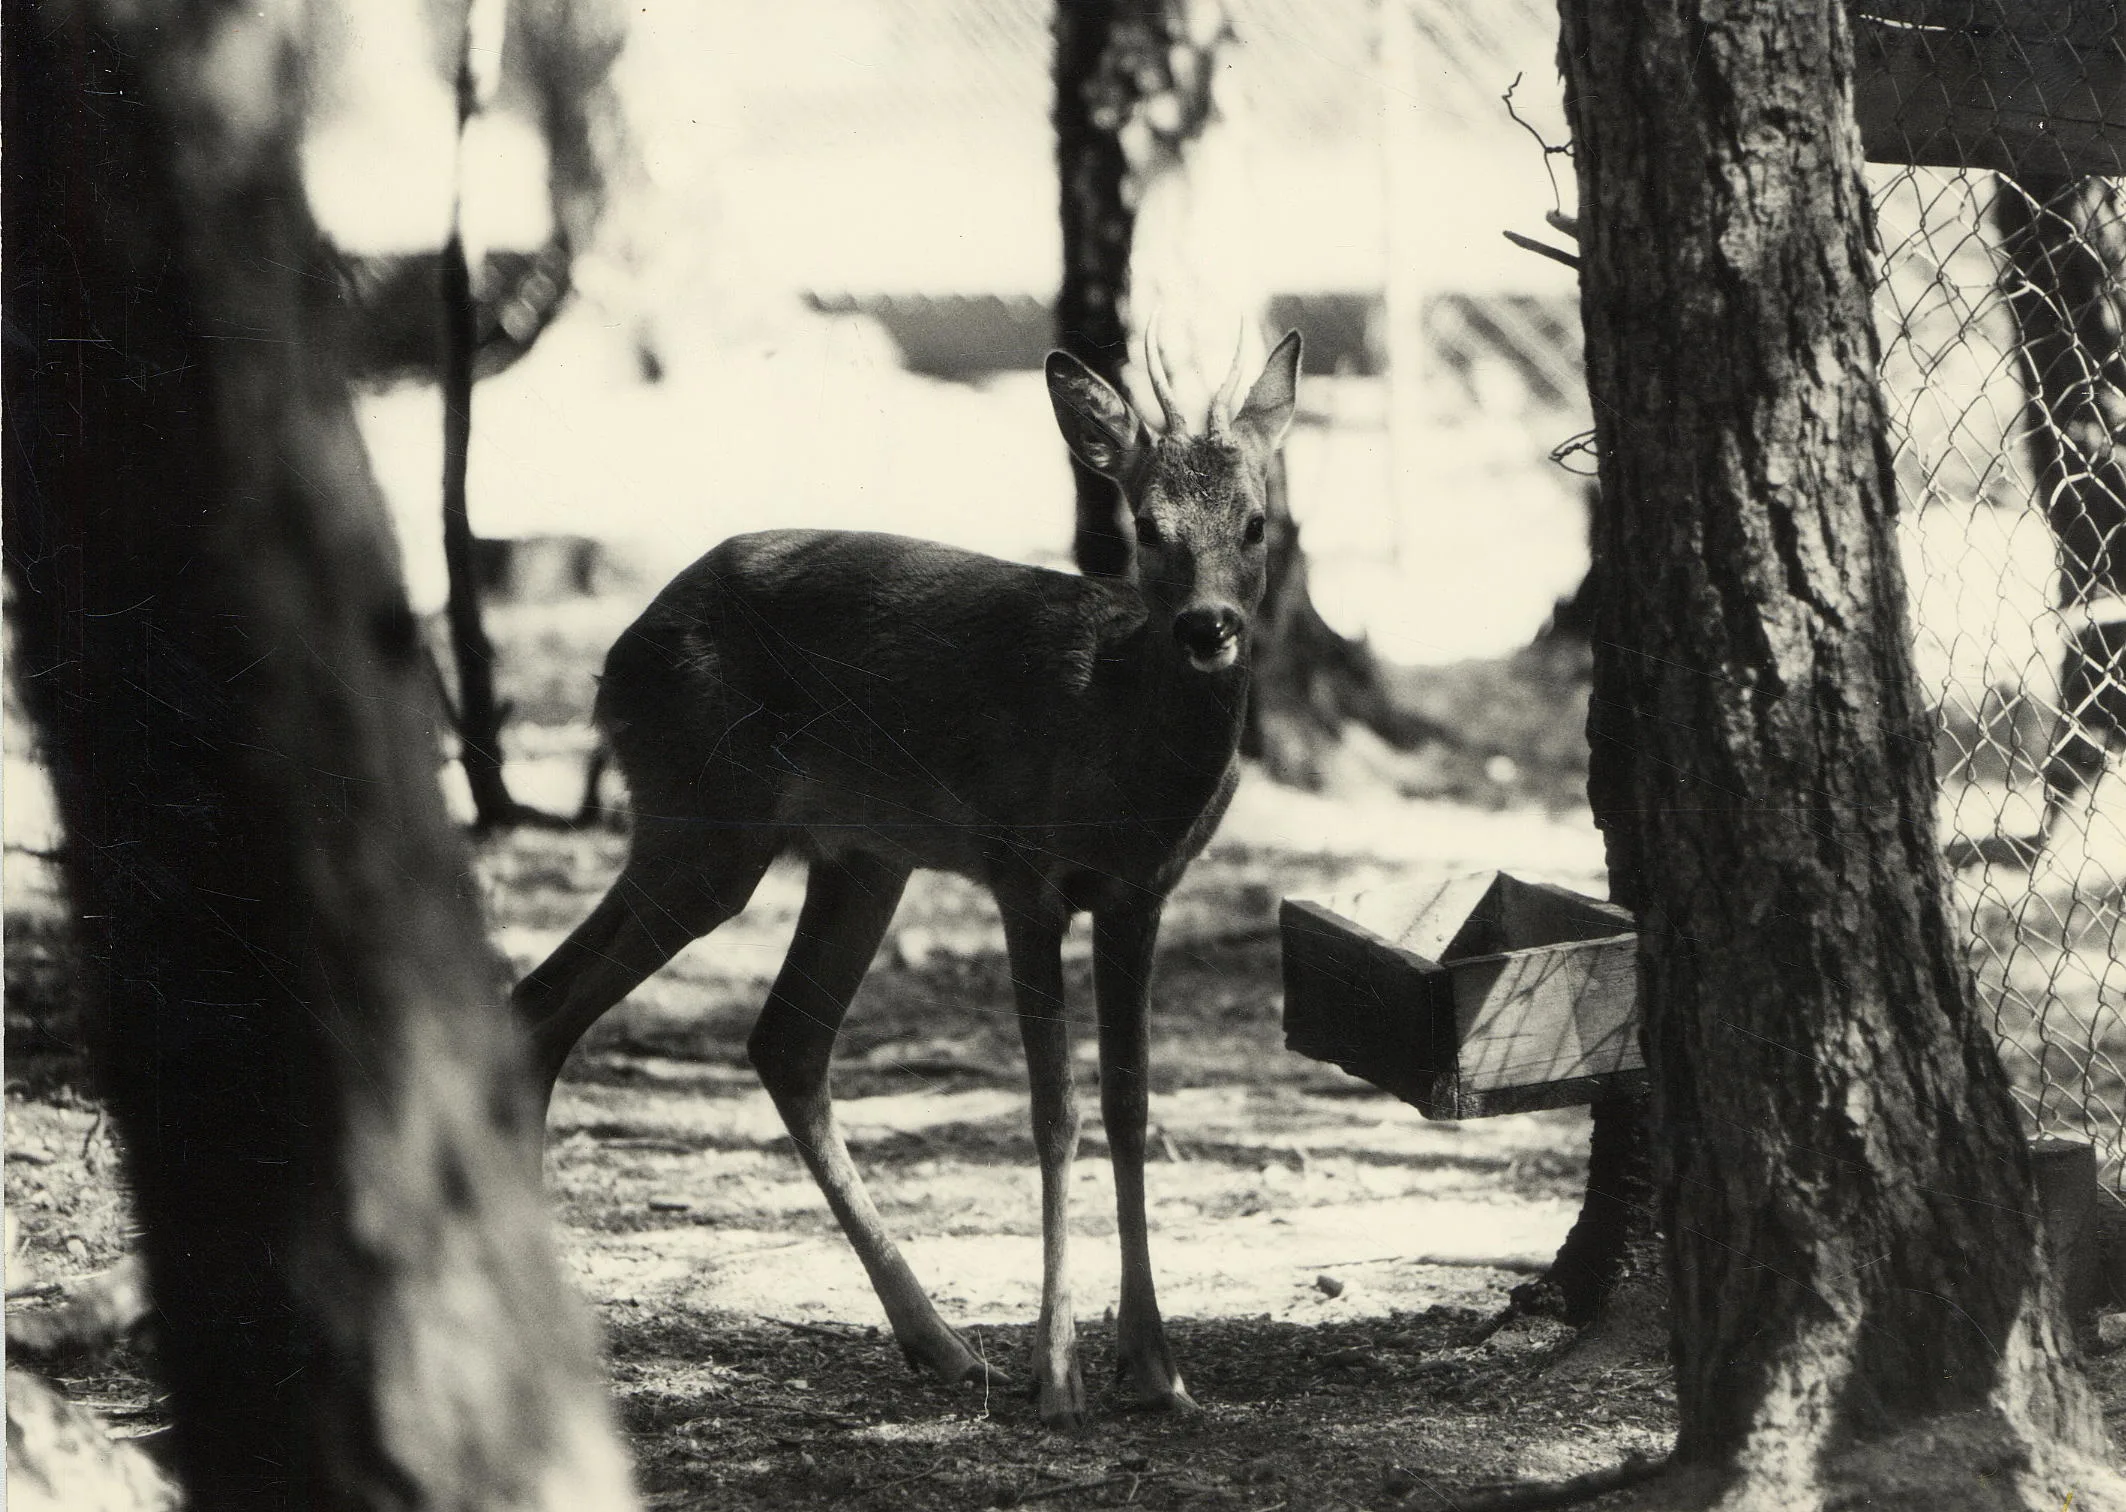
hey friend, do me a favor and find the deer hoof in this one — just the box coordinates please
[1116,1359,1200,1415]
[957,1357,1012,1391]
[899,1331,1010,1391]
[1036,1366,1090,1431]
[1125,1383,1200,1415]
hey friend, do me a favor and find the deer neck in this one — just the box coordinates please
[1102,604,1250,777]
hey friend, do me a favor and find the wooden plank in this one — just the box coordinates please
[1479,874,1634,956]
[1448,934,1643,1102]
[1853,13,2126,179]
[1279,899,1458,1110]
[1451,1069,1651,1120]
[2098,1186,2126,1310]
[1280,875,1646,1119]
[2029,1138,2105,1340]
[1329,871,1501,963]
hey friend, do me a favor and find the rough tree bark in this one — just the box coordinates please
[3,3,637,1507]
[1052,0,1436,787]
[1994,174,2126,842]
[1557,1,2118,1505]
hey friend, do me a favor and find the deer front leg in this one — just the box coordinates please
[1092,901,1199,1414]
[749,854,1007,1393]
[1000,901,1086,1429]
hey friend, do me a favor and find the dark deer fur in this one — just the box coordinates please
[513,330,1302,1428]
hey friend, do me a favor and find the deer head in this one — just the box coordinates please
[1046,326,1303,673]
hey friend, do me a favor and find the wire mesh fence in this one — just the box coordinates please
[1869,66,2126,1193]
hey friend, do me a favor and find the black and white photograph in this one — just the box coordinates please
[4,0,2125,1506]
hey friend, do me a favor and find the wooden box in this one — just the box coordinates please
[1281,871,1644,1119]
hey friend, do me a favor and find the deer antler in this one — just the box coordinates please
[1143,312,1190,436]
[1206,326,1249,436]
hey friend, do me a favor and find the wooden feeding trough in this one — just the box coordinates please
[1280,870,2126,1330]
[1280,870,1643,1120]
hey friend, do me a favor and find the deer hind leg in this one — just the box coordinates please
[747,851,1007,1391]
[1093,901,1198,1414]
[513,825,780,1115]
[999,897,1086,1429]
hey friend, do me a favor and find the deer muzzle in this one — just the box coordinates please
[1173,605,1244,672]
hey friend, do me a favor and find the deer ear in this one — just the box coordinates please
[1045,351,1149,481]
[1231,330,1303,456]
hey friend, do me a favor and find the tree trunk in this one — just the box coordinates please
[1522,530,1663,1338]
[438,0,630,833]
[1508,1089,1660,1331]
[442,221,527,831]
[1994,174,2126,840]
[1052,0,1426,787]
[2,4,636,1507]
[1557,1,2117,1503]
[1053,0,1141,579]
[1245,474,1447,784]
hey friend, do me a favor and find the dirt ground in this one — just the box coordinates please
[13,790,2126,1508]
[7,598,2124,1506]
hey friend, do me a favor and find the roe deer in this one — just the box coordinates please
[512,327,1303,1429]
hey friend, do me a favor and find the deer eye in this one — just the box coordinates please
[1135,515,1163,548]
[1243,514,1266,546]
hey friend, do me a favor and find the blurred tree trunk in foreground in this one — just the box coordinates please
[1052,0,1436,786]
[3,3,637,1507]
[1559,0,2118,1504]
[1995,174,2126,842]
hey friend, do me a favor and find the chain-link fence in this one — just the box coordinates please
[1866,18,2126,1195]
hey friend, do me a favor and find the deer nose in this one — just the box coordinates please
[1173,605,1244,671]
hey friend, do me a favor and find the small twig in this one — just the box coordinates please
[7,1254,152,1366]
[871,1458,948,1495]
[1406,1455,1668,1512]
[1503,229,1581,271]
[1012,1471,1171,1506]
[779,1404,869,1428]
[703,1237,807,1266]
[768,1316,866,1341]
[1462,1308,1516,1347]
[598,1136,695,1153]
[1502,71,1574,211]
[1545,209,1580,242]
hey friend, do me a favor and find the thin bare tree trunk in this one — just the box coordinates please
[1054,0,1154,579]
[1054,0,1429,786]
[1522,538,1662,1337]
[1558,0,2116,1503]
[3,4,637,1506]
[442,218,525,830]
[1995,174,2126,839]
